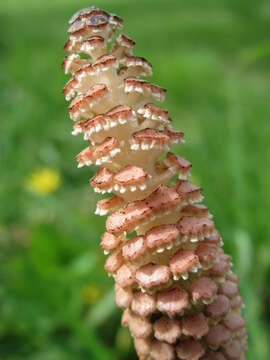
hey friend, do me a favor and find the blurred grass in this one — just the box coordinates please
[0,0,270,358]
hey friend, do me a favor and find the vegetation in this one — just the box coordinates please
[0,0,270,358]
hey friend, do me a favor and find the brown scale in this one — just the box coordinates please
[62,6,247,359]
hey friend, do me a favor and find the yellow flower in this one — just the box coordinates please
[26,168,61,195]
[81,284,101,304]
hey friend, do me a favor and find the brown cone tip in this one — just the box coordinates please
[68,8,122,36]
[69,7,108,24]
[68,17,107,37]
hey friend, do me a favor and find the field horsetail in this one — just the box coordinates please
[62,6,247,360]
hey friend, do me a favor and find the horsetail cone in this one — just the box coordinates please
[62,6,247,359]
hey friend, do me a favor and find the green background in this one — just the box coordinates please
[1,0,270,358]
